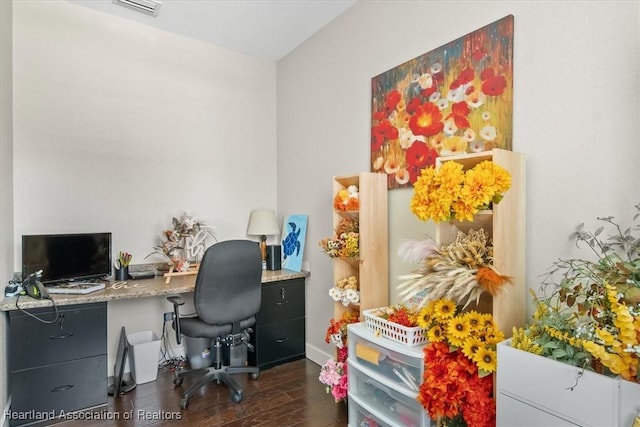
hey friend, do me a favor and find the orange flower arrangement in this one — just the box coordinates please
[417,298,504,427]
[333,185,359,212]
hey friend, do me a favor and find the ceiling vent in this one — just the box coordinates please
[112,0,162,17]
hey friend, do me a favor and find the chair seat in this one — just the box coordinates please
[180,316,256,339]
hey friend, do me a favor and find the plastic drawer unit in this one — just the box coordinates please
[347,323,434,427]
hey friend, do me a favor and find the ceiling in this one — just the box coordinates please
[68,0,357,61]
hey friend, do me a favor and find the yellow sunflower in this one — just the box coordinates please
[479,313,495,329]
[447,316,471,340]
[417,306,433,329]
[449,333,467,348]
[473,346,497,373]
[483,328,505,345]
[427,325,445,343]
[433,299,456,320]
[462,337,484,360]
[462,311,482,331]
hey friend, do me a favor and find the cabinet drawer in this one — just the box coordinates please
[497,341,617,426]
[497,393,579,427]
[349,393,394,427]
[348,324,422,394]
[349,360,432,427]
[258,279,305,324]
[10,303,107,371]
[10,355,107,426]
[256,317,305,368]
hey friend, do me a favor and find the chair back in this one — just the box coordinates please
[193,239,262,325]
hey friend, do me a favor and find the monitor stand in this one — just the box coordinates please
[108,326,137,397]
[107,377,136,396]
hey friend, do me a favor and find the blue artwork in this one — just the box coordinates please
[281,214,308,272]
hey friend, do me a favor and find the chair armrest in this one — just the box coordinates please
[166,295,185,344]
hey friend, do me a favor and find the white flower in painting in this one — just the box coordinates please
[443,119,458,136]
[447,86,466,103]
[480,125,497,141]
[482,111,491,121]
[384,157,399,175]
[373,156,384,171]
[395,168,410,185]
[429,91,441,103]
[465,89,486,109]
[418,73,433,89]
[436,98,449,111]
[469,140,485,153]
[463,129,476,143]
[399,127,424,149]
[430,63,443,74]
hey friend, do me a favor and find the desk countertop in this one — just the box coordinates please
[0,269,308,312]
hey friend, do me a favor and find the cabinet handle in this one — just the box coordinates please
[275,300,288,306]
[51,384,74,392]
[275,337,289,343]
[50,333,74,339]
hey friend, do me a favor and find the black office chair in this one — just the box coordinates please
[166,239,262,409]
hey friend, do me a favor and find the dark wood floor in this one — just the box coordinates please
[59,358,348,427]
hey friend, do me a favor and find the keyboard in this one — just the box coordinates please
[46,282,106,295]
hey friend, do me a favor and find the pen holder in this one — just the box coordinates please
[115,266,129,281]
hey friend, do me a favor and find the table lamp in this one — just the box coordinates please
[247,209,280,269]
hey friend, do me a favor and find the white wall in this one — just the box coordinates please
[277,0,640,365]
[12,1,278,373]
[0,0,13,417]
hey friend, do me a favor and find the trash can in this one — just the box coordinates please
[127,330,161,384]
[184,336,213,369]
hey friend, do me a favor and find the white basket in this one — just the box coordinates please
[362,309,428,347]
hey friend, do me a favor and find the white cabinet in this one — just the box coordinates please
[347,323,434,427]
[497,339,640,427]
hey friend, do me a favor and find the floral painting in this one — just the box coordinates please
[371,15,514,189]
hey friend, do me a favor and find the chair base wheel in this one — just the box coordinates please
[250,372,259,380]
[231,391,243,403]
[180,398,188,409]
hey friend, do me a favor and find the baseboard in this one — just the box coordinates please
[305,343,333,366]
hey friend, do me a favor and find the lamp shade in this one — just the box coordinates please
[247,209,280,236]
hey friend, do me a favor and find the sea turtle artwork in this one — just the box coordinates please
[283,222,301,260]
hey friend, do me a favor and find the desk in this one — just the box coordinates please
[1,269,307,426]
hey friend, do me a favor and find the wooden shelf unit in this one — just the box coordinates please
[435,148,526,334]
[332,172,389,321]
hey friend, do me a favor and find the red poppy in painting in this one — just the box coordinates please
[472,48,486,61]
[445,101,471,129]
[421,86,437,99]
[480,67,495,81]
[371,132,384,152]
[458,67,475,85]
[371,119,398,151]
[482,75,507,96]
[406,141,437,169]
[409,103,444,137]
[372,109,388,121]
[407,97,421,114]
[385,90,402,111]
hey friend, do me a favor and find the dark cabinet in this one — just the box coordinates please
[250,278,305,370]
[8,302,107,426]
